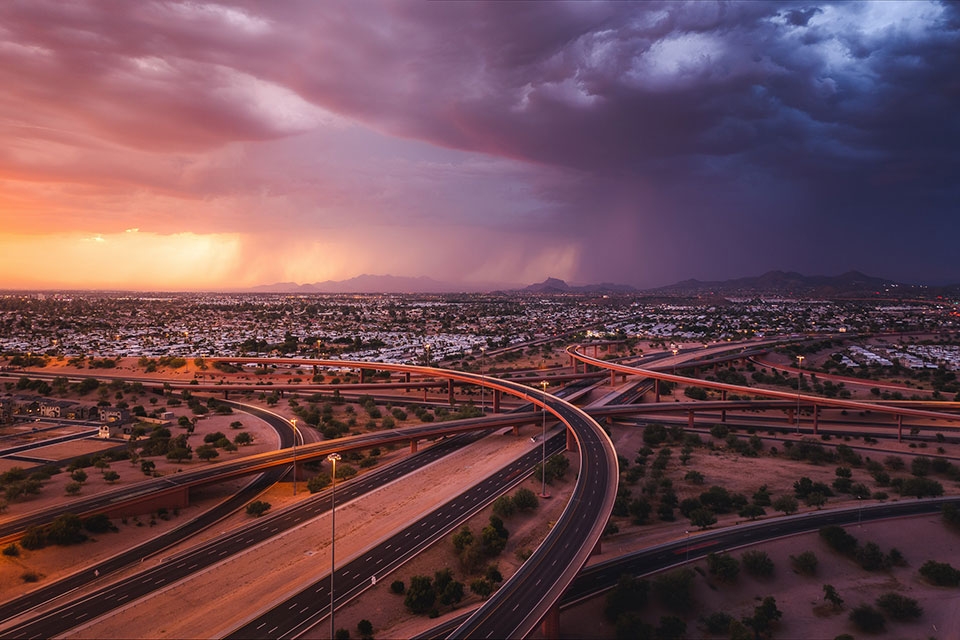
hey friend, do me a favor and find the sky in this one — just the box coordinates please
[0,1,958,291]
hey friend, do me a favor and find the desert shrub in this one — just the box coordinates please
[919,560,960,586]
[790,550,818,575]
[849,604,885,633]
[742,550,774,578]
[875,592,922,620]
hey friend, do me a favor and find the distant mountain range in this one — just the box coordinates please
[248,271,959,298]
[249,274,494,294]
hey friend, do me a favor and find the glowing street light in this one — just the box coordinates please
[539,380,550,499]
[327,452,341,639]
[796,355,805,435]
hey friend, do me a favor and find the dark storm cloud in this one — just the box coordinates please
[2,1,958,286]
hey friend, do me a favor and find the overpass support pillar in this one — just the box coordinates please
[654,379,660,403]
[410,439,418,454]
[493,390,501,413]
[541,604,561,639]
[688,411,695,429]
[359,368,365,383]
[610,371,616,386]
[592,345,599,357]
[448,379,455,405]
[897,415,903,442]
[788,408,795,425]
[592,537,602,556]
[565,426,577,452]
[813,405,820,434]
[512,425,520,436]
[721,390,727,423]
[404,372,410,383]
[223,389,229,399]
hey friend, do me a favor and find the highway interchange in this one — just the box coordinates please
[2,337,960,638]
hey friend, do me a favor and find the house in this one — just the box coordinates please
[98,407,129,424]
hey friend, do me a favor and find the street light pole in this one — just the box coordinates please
[327,452,341,639]
[291,418,299,496]
[539,380,550,499]
[796,355,805,435]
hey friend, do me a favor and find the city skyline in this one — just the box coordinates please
[1,1,958,291]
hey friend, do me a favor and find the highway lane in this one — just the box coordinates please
[227,433,568,639]
[562,497,960,606]
[0,412,542,544]
[0,401,295,627]
[449,384,618,640]
[0,432,491,639]
[414,497,960,639]
[2,360,616,640]
[0,428,100,457]
[0,468,285,627]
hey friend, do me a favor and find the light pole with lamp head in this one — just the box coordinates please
[327,452,341,639]
[796,355,805,434]
[539,380,550,499]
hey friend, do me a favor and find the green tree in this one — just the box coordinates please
[805,492,827,509]
[790,550,818,576]
[823,584,843,610]
[196,445,219,462]
[856,542,886,571]
[707,552,740,583]
[875,592,922,620]
[404,575,435,614]
[919,560,960,586]
[688,508,716,530]
[819,526,858,555]
[65,481,82,496]
[772,495,798,515]
[166,447,192,463]
[246,500,271,517]
[512,487,539,512]
[356,619,374,640]
[629,497,652,525]
[744,596,782,637]
[102,470,120,484]
[20,526,46,550]
[739,503,765,520]
[46,514,86,545]
[492,495,515,518]
[70,469,88,484]
[307,474,330,493]
[234,432,253,446]
[742,550,774,578]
